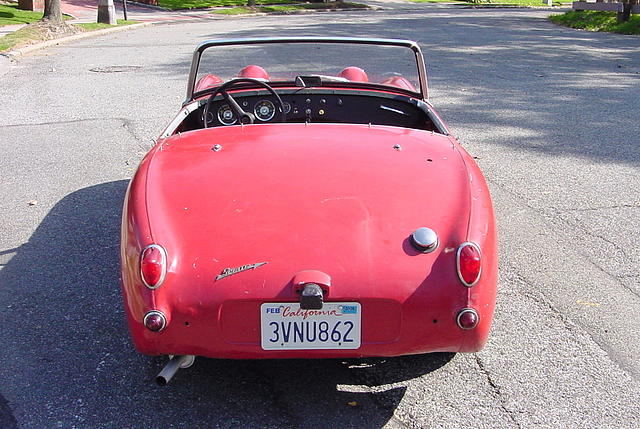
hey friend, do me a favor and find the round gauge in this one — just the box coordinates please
[217,104,237,125]
[282,102,292,115]
[204,111,215,125]
[254,100,276,122]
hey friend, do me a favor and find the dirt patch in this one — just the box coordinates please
[0,19,80,53]
[27,19,80,40]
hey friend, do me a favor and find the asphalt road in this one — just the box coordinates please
[1,6,639,429]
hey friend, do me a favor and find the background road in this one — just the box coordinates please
[1,7,639,428]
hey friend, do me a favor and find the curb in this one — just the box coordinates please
[209,6,375,16]
[461,4,562,8]
[114,0,170,11]
[1,22,151,60]
[115,0,376,12]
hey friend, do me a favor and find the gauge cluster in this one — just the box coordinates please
[210,99,280,125]
[206,94,350,127]
[197,91,434,131]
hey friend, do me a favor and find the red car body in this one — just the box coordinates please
[121,38,497,362]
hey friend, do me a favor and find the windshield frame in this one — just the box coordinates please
[185,37,429,105]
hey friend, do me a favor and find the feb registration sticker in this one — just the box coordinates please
[260,302,361,350]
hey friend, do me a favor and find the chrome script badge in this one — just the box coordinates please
[215,262,268,281]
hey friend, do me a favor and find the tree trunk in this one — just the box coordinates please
[42,0,63,22]
[247,0,256,6]
[617,0,636,22]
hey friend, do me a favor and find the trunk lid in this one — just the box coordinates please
[147,123,470,302]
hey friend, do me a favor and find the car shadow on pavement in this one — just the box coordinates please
[0,180,454,428]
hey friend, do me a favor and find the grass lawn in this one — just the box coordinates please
[0,19,138,52]
[158,0,296,10]
[75,19,138,31]
[212,1,367,13]
[0,2,43,26]
[550,11,640,35]
[405,0,472,3]
[0,23,42,51]
[407,0,566,5]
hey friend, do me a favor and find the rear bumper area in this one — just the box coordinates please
[127,296,492,359]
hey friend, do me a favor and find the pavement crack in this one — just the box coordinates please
[504,262,576,328]
[550,206,633,261]
[504,261,640,378]
[474,354,522,429]
[550,208,639,299]
[0,118,102,128]
[1,117,152,149]
[561,203,640,212]
[118,117,148,145]
[487,176,639,299]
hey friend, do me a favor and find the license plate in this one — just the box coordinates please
[260,302,361,350]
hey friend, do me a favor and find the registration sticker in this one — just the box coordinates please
[260,302,361,350]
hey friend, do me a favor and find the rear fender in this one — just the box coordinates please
[454,141,498,352]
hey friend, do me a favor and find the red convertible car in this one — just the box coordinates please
[120,37,497,385]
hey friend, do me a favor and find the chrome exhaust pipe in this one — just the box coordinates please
[155,355,194,386]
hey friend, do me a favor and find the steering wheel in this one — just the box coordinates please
[203,78,286,128]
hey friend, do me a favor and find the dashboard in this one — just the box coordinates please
[177,89,442,133]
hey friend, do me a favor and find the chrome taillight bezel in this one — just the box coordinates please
[140,244,167,289]
[456,308,479,330]
[143,310,167,332]
[456,241,482,287]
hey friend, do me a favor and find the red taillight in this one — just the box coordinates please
[144,310,167,332]
[456,242,481,287]
[456,308,479,330]
[140,244,166,289]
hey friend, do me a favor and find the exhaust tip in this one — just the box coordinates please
[154,355,195,386]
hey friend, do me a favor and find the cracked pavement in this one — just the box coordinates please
[1,6,639,429]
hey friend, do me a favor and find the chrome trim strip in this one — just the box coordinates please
[144,310,167,332]
[456,308,479,330]
[379,105,409,116]
[140,244,168,290]
[456,241,482,287]
[185,37,429,104]
[413,99,450,135]
[162,101,202,137]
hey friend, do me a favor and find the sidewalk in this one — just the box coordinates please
[61,0,214,23]
[0,23,26,37]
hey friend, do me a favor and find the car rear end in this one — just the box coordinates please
[121,124,497,359]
